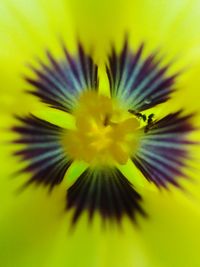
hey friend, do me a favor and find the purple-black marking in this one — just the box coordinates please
[67,167,146,225]
[12,115,72,190]
[132,110,196,188]
[25,43,99,113]
[106,39,177,111]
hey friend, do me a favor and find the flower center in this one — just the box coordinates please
[63,91,140,166]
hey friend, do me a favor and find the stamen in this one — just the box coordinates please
[63,91,140,166]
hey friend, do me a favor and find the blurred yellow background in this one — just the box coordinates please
[0,0,200,266]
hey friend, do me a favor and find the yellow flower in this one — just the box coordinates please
[0,1,200,267]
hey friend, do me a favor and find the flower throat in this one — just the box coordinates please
[63,90,140,166]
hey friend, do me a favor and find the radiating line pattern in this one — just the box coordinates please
[12,40,197,226]
[106,40,177,111]
[67,167,146,224]
[132,111,195,188]
[12,115,72,189]
[25,43,99,112]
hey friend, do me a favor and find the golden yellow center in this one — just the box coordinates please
[63,91,140,166]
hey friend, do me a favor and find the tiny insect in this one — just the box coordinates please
[145,113,155,133]
[128,109,146,122]
[128,109,155,133]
